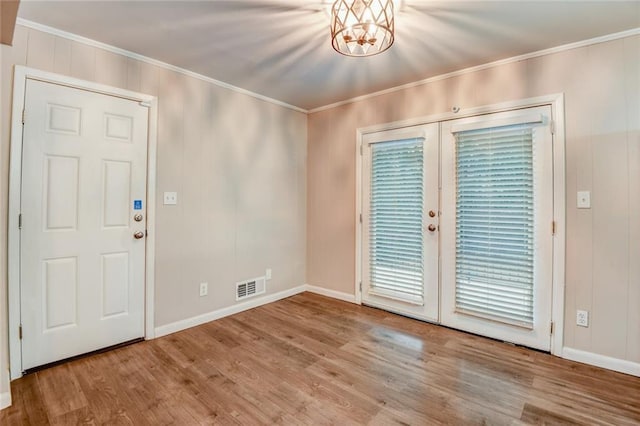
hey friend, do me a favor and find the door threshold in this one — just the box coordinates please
[363,303,550,354]
[22,337,144,376]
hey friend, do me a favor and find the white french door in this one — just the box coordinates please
[360,106,554,351]
[440,106,554,351]
[361,124,440,321]
[20,79,149,370]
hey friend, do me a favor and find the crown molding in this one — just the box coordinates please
[309,27,640,113]
[17,18,639,115]
[16,18,308,114]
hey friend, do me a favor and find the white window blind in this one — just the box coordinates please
[454,124,535,328]
[369,138,424,304]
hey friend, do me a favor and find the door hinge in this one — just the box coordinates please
[359,144,363,155]
[359,281,362,292]
[550,321,554,335]
[359,213,362,223]
[552,221,556,235]
[550,120,555,135]
[18,213,22,229]
[22,109,25,125]
[19,325,22,340]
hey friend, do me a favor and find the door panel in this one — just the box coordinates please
[43,257,78,330]
[362,124,439,321]
[20,79,149,370]
[102,160,132,227]
[440,106,554,350]
[43,155,79,230]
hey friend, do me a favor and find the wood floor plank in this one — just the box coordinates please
[3,292,640,425]
[36,364,88,419]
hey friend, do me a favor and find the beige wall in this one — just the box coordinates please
[0,25,307,394]
[307,35,640,363]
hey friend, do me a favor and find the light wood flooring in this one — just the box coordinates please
[2,292,639,425]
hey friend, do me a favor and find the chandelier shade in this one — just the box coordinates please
[330,0,395,57]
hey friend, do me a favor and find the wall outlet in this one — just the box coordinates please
[266,268,272,280]
[199,282,208,297]
[576,310,589,327]
[163,192,178,205]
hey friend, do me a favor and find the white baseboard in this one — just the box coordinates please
[0,391,11,410]
[562,347,640,377]
[154,285,307,337]
[153,284,359,338]
[305,285,357,304]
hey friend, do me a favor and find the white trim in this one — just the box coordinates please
[155,285,308,338]
[357,94,568,136]
[449,112,543,133]
[305,285,357,304]
[362,300,438,324]
[16,19,640,115]
[144,98,159,340]
[309,28,640,113]
[550,95,566,357]
[0,391,11,410]
[354,94,566,356]
[8,65,158,379]
[15,19,307,114]
[562,347,640,377]
[355,129,363,305]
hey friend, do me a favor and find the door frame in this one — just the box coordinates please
[355,93,566,356]
[8,65,158,379]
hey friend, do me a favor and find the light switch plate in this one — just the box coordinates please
[577,191,590,209]
[164,192,178,205]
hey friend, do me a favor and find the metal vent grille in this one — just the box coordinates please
[236,277,266,301]
[237,283,249,299]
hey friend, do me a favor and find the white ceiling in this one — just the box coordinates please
[17,1,640,110]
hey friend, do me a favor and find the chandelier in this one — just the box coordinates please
[330,0,395,57]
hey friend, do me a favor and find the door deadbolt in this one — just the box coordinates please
[134,214,143,222]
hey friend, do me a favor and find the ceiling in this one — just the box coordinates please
[17,1,640,110]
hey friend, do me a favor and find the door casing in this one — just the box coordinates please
[355,94,566,356]
[8,65,159,379]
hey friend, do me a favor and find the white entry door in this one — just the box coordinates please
[440,106,554,351]
[361,124,440,321]
[20,79,149,370]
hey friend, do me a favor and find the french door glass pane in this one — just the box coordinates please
[370,138,424,304]
[454,124,535,328]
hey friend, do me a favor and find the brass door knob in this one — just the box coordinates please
[428,210,436,218]
[133,231,145,239]
[427,224,437,232]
